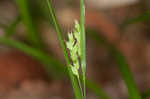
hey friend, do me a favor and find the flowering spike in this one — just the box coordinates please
[66,20,81,77]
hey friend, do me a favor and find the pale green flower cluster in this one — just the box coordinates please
[66,20,81,78]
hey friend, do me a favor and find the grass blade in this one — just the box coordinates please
[15,0,44,50]
[80,0,86,98]
[111,47,141,99]
[0,37,65,76]
[88,29,142,99]
[46,0,82,98]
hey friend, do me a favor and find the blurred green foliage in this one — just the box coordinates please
[1,0,150,99]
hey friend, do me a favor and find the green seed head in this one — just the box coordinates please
[66,20,81,77]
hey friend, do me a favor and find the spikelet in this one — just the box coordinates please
[66,20,81,78]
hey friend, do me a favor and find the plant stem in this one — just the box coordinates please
[46,0,82,98]
[46,0,69,64]
[80,0,86,98]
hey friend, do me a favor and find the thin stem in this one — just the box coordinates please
[46,0,69,64]
[46,0,82,98]
[80,0,86,98]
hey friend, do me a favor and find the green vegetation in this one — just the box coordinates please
[0,0,148,99]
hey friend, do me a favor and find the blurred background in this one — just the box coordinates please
[0,0,150,99]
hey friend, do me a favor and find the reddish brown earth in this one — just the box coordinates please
[0,50,49,91]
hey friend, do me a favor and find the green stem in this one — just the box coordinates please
[80,0,86,98]
[46,0,82,98]
[46,0,69,64]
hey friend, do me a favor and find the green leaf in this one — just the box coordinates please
[0,37,66,76]
[87,29,142,99]
[16,0,45,50]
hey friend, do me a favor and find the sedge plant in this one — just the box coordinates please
[0,0,109,98]
[66,0,87,98]
[46,0,86,98]
[2,0,143,98]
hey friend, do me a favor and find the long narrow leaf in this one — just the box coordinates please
[86,79,109,99]
[0,36,109,99]
[0,37,65,76]
[80,0,86,98]
[15,0,44,50]
[87,29,141,99]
